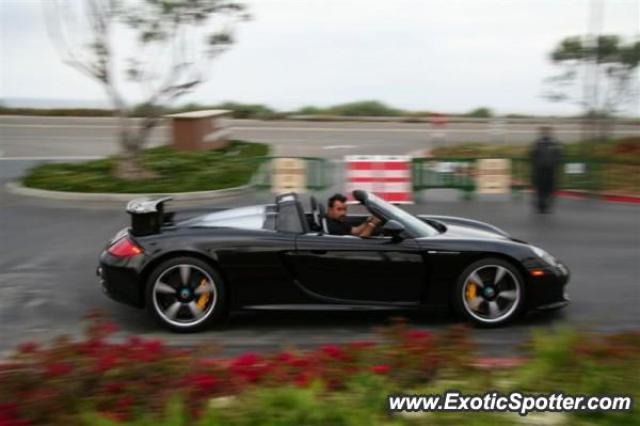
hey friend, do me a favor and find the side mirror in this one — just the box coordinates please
[382,220,405,240]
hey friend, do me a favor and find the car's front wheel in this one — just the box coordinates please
[453,258,524,327]
[145,256,226,332]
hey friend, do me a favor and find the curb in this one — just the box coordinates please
[5,181,255,203]
[556,189,640,204]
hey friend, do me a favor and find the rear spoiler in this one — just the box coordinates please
[126,196,172,236]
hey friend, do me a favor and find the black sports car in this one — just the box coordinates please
[98,190,570,331]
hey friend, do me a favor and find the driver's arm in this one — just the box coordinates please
[351,216,381,237]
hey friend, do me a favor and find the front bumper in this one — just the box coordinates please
[536,294,570,311]
[526,261,570,310]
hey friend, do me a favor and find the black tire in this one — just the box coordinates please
[145,256,227,332]
[452,257,525,327]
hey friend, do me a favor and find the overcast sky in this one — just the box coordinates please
[1,0,639,115]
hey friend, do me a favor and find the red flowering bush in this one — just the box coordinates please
[0,316,471,425]
[0,313,637,426]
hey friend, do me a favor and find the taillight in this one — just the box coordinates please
[108,237,143,257]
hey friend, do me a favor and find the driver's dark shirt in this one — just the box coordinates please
[325,217,353,235]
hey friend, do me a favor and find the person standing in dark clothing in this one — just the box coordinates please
[529,127,563,213]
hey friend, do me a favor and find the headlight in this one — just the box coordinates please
[531,246,558,266]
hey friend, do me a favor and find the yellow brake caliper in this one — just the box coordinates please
[466,281,477,301]
[196,278,211,310]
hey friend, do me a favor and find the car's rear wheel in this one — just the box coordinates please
[145,256,226,332]
[453,258,524,327]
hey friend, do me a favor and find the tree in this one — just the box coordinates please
[545,35,640,140]
[44,0,248,179]
[327,100,403,117]
[465,107,493,118]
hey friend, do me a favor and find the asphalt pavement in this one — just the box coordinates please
[2,116,639,160]
[0,116,639,357]
[1,161,638,357]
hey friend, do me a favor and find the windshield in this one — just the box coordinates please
[366,193,439,238]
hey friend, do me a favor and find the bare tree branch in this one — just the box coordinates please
[45,0,247,178]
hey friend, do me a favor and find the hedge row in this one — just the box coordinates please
[1,314,638,425]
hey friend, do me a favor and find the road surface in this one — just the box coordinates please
[2,115,639,160]
[1,165,638,357]
[0,115,638,357]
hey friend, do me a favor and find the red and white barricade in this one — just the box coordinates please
[344,155,413,204]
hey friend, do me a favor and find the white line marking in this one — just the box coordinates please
[232,127,637,134]
[0,115,121,120]
[0,137,168,143]
[232,126,455,133]
[2,124,424,131]
[1,136,116,140]
[0,124,127,129]
[0,156,103,161]
[1,123,637,134]
[324,145,355,150]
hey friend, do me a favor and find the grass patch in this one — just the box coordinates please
[430,137,640,161]
[296,100,404,117]
[430,137,640,193]
[22,141,269,193]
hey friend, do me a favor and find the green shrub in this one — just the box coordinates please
[295,106,323,115]
[130,103,170,117]
[0,106,116,116]
[327,100,404,117]
[465,107,494,118]
[1,315,638,426]
[293,101,404,117]
[430,138,640,192]
[215,102,278,119]
[22,141,269,193]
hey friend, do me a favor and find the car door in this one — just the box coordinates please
[289,233,426,304]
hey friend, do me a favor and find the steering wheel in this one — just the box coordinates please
[368,214,385,237]
[363,203,388,237]
[367,208,387,226]
[309,196,322,231]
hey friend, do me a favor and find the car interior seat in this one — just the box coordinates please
[317,203,328,234]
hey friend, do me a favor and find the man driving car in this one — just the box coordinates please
[325,193,381,237]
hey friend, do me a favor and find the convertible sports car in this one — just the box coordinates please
[97,190,570,331]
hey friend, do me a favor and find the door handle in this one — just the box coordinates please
[311,250,327,255]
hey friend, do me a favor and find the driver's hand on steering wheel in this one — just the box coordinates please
[367,216,381,226]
